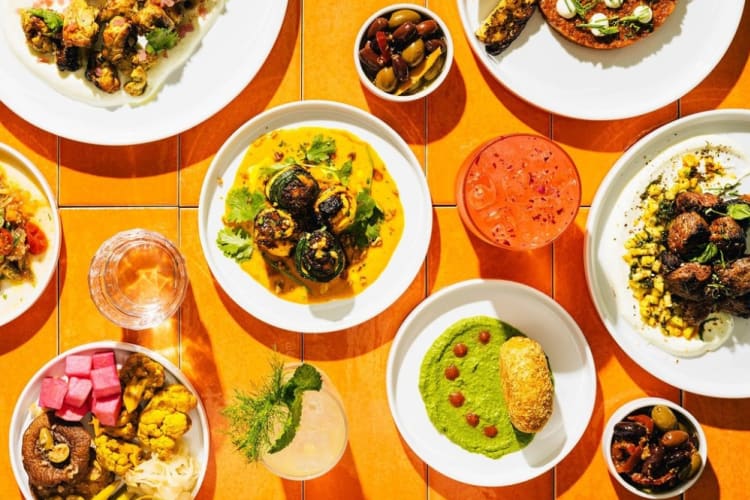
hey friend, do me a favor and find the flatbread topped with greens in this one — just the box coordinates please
[5,0,224,106]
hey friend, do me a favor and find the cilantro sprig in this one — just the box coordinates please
[301,135,336,164]
[225,187,266,224]
[27,8,63,32]
[347,191,384,248]
[223,360,323,462]
[216,187,266,262]
[146,27,179,54]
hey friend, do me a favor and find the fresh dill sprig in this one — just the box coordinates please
[223,357,323,462]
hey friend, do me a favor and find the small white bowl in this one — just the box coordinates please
[601,397,707,499]
[354,3,453,102]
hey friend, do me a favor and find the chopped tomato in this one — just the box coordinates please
[375,31,391,63]
[25,221,48,255]
[0,229,13,256]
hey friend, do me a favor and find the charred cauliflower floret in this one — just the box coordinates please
[123,65,148,97]
[137,384,197,460]
[21,9,62,54]
[119,352,166,413]
[62,0,100,48]
[97,0,138,23]
[93,432,144,476]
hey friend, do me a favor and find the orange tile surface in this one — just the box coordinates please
[1,1,749,499]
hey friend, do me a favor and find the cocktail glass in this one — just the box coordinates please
[261,363,349,480]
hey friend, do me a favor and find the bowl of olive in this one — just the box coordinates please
[355,4,453,101]
[601,397,707,499]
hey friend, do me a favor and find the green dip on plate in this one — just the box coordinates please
[419,315,534,458]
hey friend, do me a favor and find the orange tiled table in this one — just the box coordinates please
[2,1,750,498]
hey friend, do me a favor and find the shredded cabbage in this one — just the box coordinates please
[123,448,199,500]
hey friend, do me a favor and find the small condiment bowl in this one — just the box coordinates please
[354,3,453,102]
[601,397,707,499]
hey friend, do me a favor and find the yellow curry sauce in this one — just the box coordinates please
[226,127,404,304]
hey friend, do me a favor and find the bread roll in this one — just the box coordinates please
[499,336,553,433]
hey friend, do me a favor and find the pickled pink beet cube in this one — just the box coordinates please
[92,394,121,426]
[39,377,68,410]
[56,398,90,422]
[64,354,92,377]
[64,377,92,408]
[91,351,116,369]
[90,365,121,399]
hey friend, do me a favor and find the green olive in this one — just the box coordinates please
[688,452,702,478]
[651,404,678,431]
[661,429,689,447]
[374,66,397,92]
[388,9,421,29]
[47,442,70,463]
[423,54,445,82]
[402,38,425,68]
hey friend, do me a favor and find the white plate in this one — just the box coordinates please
[457,0,744,120]
[198,100,432,333]
[0,0,287,145]
[386,279,596,486]
[0,143,60,327]
[9,341,210,498]
[586,109,750,398]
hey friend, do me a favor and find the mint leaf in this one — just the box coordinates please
[302,135,336,164]
[226,187,265,224]
[28,8,63,32]
[727,203,750,221]
[146,27,179,54]
[217,227,253,262]
[268,363,322,454]
[691,242,718,264]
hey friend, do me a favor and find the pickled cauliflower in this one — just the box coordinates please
[93,431,144,476]
[137,385,197,460]
[119,352,166,413]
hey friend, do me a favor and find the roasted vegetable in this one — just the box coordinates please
[93,430,144,475]
[294,229,346,282]
[119,352,166,413]
[253,207,298,257]
[266,165,320,216]
[314,186,357,234]
[137,385,197,460]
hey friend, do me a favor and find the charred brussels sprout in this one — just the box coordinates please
[314,186,357,234]
[266,165,319,216]
[294,229,346,282]
[254,207,298,257]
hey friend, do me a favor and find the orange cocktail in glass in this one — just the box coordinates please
[456,134,581,251]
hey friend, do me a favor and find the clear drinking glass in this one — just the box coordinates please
[88,229,188,330]
[261,363,349,480]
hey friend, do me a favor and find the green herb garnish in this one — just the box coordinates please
[346,191,384,248]
[145,27,179,54]
[225,187,266,224]
[223,359,323,462]
[301,135,336,165]
[691,242,719,264]
[726,203,750,221]
[320,159,353,186]
[217,226,254,262]
[28,8,63,32]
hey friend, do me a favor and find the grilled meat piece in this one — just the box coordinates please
[100,16,136,64]
[718,294,750,317]
[715,257,750,297]
[123,65,148,96]
[679,300,713,325]
[709,216,746,259]
[56,44,81,72]
[664,262,713,301]
[135,3,176,33]
[97,0,137,23]
[62,0,100,48]
[659,251,684,274]
[475,0,537,55]
[21,10,61,54]
[667,212,710,257]
[85,55,121,93]
[674,191,723,217]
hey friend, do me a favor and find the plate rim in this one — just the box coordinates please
[455,0,745,120]
[8,340,211,497]
[584,108,750,398]
[197,99,433,333]
[385,278,597,486]
[0,142,61,327]
[0,0,288,145]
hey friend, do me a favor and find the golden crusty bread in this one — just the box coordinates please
[538,0,676,50]
[499,336,553,433]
